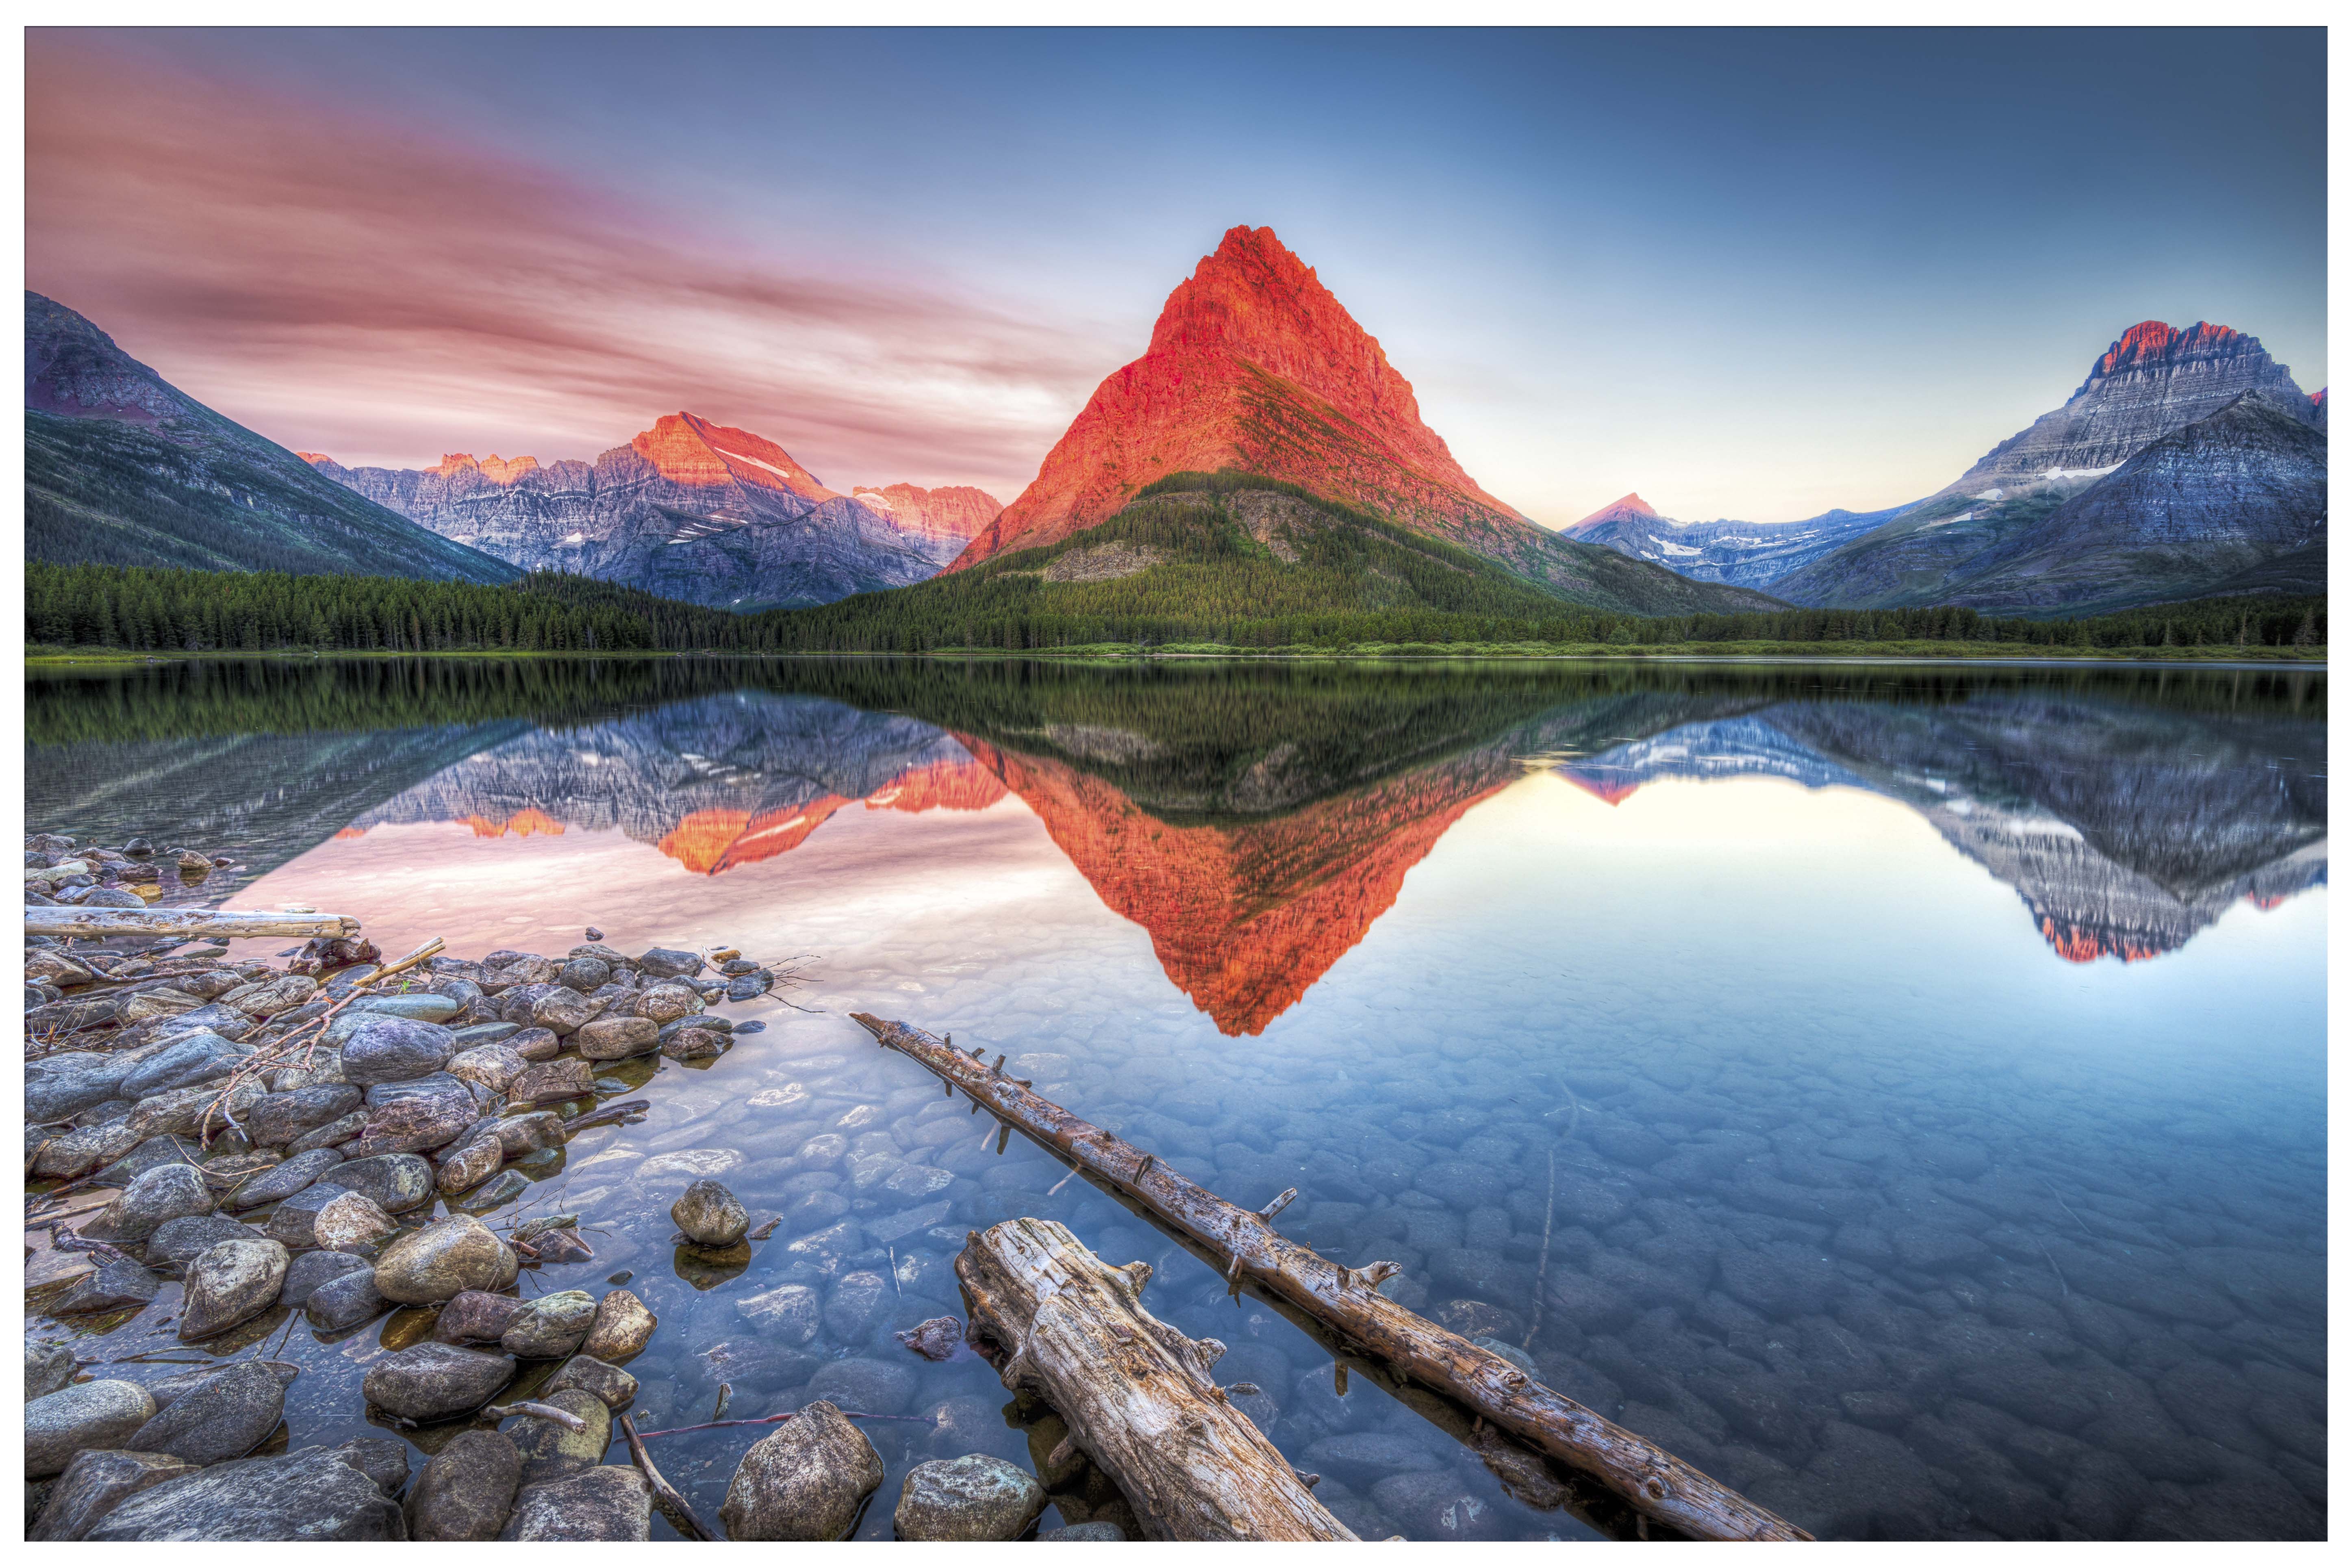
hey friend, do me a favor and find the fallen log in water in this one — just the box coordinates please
[851,1013,1808,1543]
[25,907,362,941]
[957,1215,1356,1542]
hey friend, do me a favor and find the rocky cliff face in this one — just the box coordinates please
[1935,392,2327,612]
[308,414,986,610]
[1768,319,2324,610]
[947,226,1766,610]
[24,292,517,583]
[849,484,999,556]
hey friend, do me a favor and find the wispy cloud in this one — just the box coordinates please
[26,37,1110,499]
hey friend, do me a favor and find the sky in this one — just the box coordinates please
[24,27,2328,528]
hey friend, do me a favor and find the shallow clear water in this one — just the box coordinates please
[26,658,2327,1540]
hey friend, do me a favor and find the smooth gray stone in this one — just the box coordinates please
[347,993,461,1023]
[26,1380,157,1478]
[145,1213,262,1271]
[893,1453,1049,1542]
[119,1033,251,1100]
[405,1428,520,1540]
[362,1342,516,1422]
[51,1257,165,1315]
[329,1436,411,1495]
[330,1153,436,1213]
[85,1446,406,1540]
[499,1465,650,1541]
[304,1267,387,1332]
[226,1147,345,1211]
[84,1163,213,1242]
[25,1339,76,1401]
[339,1017,458,1087]
[718,1400,882,1541]
[30,1448,199,1541]
[280,1250,373,1307]
[179,1237,291,1340]
[126,1360,287,1466]
[263,1182,352,1248]
[246,1084,364,1149]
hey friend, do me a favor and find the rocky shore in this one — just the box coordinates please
[22,829,1084,1542]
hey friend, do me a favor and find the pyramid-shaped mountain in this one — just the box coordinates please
[24,291,517,583]
[945,226,1779,612]
[309,414,996,611]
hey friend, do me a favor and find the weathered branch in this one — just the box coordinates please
[618,1412,714,1541]
[957,1216,1355,1542]
[25,908,361,940]
[486,1401,587,1431]
[852,1013,1809,1543]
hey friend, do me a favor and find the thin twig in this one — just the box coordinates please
[619,1413,715,1540]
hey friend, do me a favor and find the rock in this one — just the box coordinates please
[634,982,699,1024]
[363,1342,517,1422]
[635,947,703,979]
[446,1044,530,1094]
[26,1338,77,1401]
[126,1359,287,1465]
[225,1147,344,1211]
[736,1283,822,1343]
[495,1111,567,1158]
[509,1058,594,1103]
[117,1032,251,1100]
[180,1237,291,1340]
[436,1136,504,1194]
[558,957,610,991]
[313,1191,402,1253]
[506,1026,562,1061]
[508,1387,611,1483]
[896,1316,964,1362]
[345,1082,482,1158]
[218,974,318,1015]
[280,1249,372,1307]
[581,1289,658,1362]
[406,1427,523,1540]
[660,1025,730,1061]
[29,1116,142,1180]
[894,1453,1048,1541]
[451,1021,520,1048]
[502,1290,599,1359]
[572,1016,658,1060]
[328,1436,410,1495]
[719,1400,885,1541]
[808,1357,917,1416]
[246,1084,365,1148]
[26,1381,157,1477]
[85,1446,406,1540]
[500,1465,651,1541]
[824,1270,893,1342]
[1040,1521,1128,1540]
[30,1449,199,1541]
[672,1179,749,1247]
[348,992,461,1023]
[452,1171,532,1214]
[434,1290,529,1344]
[304,1268,387,1331]
[542,1355,638,1411]
[330,1152,437,1213]
[376,1216,511,1303]
[339,1017,458,1086]
[51,1257,165,1315]
[528,986,597,1035]
[83,1162,213,1242]
[116,986,205,1022]
[288,1110,368,1155]
[1371,1469,1499,1540]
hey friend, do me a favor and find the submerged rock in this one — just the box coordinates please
[894,1453,1049,1541]
[719,1400,884,1541]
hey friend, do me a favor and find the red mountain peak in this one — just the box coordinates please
[1569,492,1658,531]
[632,412,836,500]
[2094,319,2251,377]
[946,225,1522,570]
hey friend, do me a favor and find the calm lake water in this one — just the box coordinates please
[25,657,2328,1540]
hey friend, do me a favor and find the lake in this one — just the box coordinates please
[24,656,2328,1540]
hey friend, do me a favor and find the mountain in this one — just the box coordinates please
[1771,320,2324,611]
[1931,393,2328,613]
[23,292,517,583]
[848,484,999,557]
[1564,495,1910,591]
[946,226,1778,612]
[306,413,981,611]
[775,469,1790,647]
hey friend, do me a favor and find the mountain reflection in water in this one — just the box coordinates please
[30,658,2326,1036]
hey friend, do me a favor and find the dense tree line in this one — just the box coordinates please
[26,560,2326,659]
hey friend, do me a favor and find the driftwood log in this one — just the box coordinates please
[26,908,361,940]
[852,1014,1808,1542]
[957,1216,1355,1542]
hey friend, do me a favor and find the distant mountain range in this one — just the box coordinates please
[948,226,1777,614]
[1574,319,2325,615]
[24,292,516,583]
[304,415,999,611]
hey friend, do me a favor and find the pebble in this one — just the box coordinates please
[894,1453,1049,1542]
[720,1399,886,1541]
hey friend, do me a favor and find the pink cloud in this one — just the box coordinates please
[25,36,1108,499]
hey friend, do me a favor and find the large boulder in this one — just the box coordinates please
[26,1380,157,1477]
[405,1427,522,1540]
[499,1466,651,1541]
[30,1448,199,1541]
[125,1359,287,1466]
[179,1237,291,1341]
[84,1447,406,1540]
[83,1162,213,1242]
[362,1342,516,1422]
[375,1216,511,1303]
[719,1401,885,1541]
[893,1453,1048,1541]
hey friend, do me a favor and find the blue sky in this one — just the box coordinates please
[29,27,2327,524]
